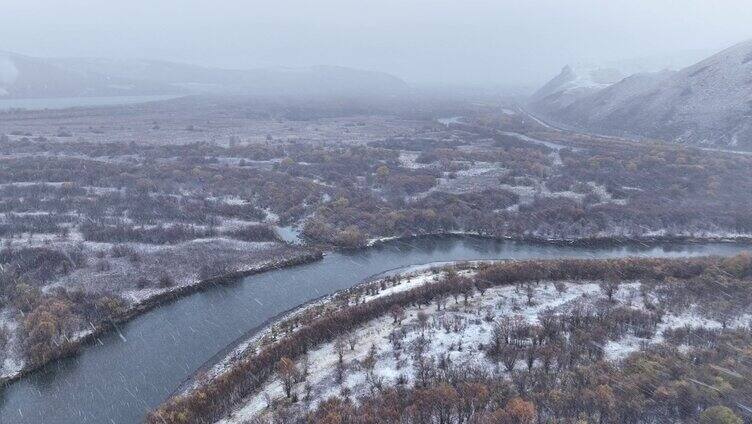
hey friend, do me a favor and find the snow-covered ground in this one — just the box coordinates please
[365,235,401,246]
[437,116,463,126]
[0,237,312,380]
[196,266,457,389]
[216,267,751,423]
[397,151,428,170]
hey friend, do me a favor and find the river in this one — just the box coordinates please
[0,236,749,423]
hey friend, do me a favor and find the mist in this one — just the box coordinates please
[2,0,751,87]
[4,2,752,424]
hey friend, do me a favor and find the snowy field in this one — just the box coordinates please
[215,263,750,423]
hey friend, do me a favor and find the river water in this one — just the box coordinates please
[0,236,749,423]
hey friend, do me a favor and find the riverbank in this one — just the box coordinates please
[175,260,480,396]
[3,232,751,389]
[0,249,323,387]
[5,231,751,387]
[150,254,752,423]
[153,262,472,423]
[366,230,752,248]
[178,235,752,395]
[234,254,752,423]
[4,236,750,424]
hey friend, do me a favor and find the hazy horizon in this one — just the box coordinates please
[2,0,752,88]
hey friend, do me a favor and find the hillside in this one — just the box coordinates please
[529,39,752,149]
[0,52,410,99]
[529,65,624,112]
[0,52,174,98]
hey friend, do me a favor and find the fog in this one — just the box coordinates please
[1,0,752,88]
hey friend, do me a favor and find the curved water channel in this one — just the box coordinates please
[1,236,750,423]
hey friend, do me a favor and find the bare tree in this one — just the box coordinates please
[501,344,520,372]
[417,311,430,336]
[390,305,405,324]
[363,344,382,393]
[334,337,347,364]
[276,357,299,399]
[524,282,536,306]
[599,274,621,302]
[335,359,346,384]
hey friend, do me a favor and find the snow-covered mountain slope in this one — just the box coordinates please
[529,65,624,114]
[530,39,752,149]
[0,52,410,99]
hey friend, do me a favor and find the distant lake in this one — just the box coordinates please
[0,95,183,111]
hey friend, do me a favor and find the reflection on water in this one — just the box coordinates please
[0,236,749,424]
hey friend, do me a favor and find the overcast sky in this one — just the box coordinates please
[2,0,751,87]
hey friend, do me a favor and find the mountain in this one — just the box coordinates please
[0,52,410,99]
[0,52,174,98]
[530,65,625,113]
[529,39,752,149]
